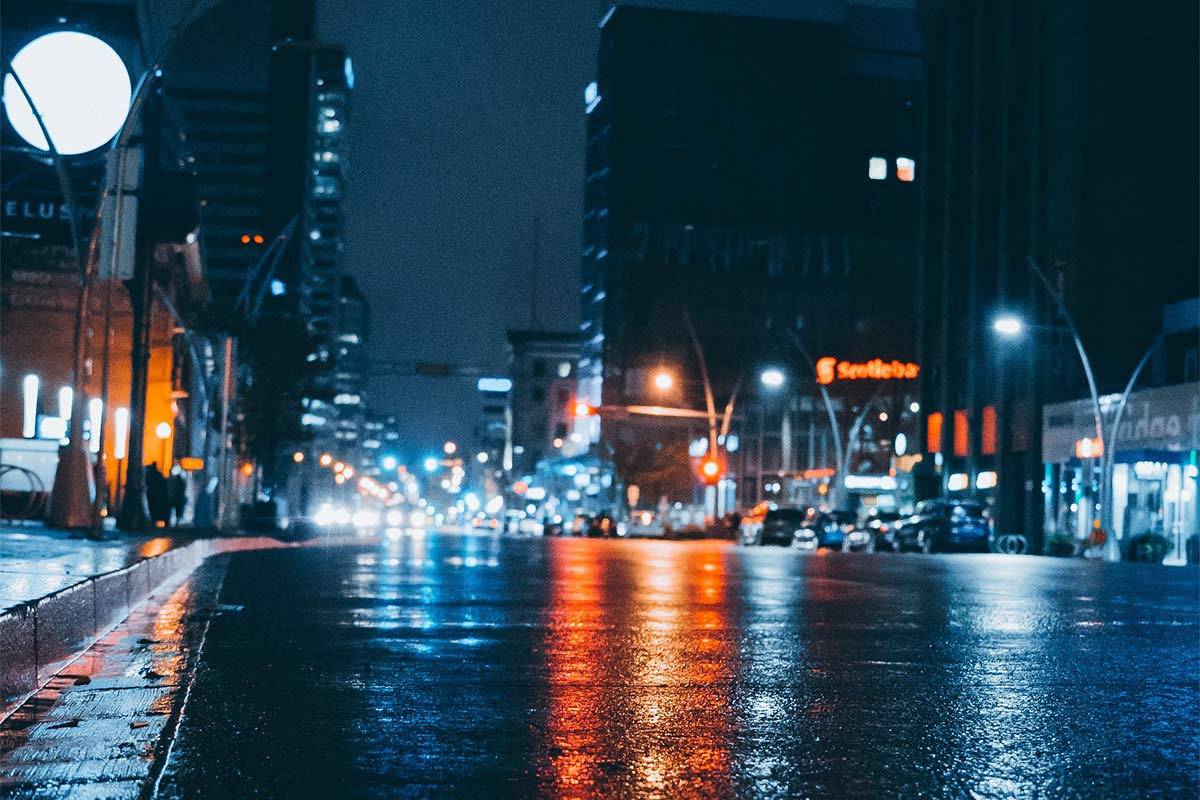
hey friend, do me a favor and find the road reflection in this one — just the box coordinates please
[539,540,737,797]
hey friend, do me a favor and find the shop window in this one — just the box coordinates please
[868,157,887,180]
[896,157,916,182]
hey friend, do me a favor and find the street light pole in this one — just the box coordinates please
[37,0,217,530]
[786,330,845,506]
[1099,335,1163,561]
[1024,257,1110,559]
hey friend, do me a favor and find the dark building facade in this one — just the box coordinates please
[915,0,1200,548]
[579,5,923,503]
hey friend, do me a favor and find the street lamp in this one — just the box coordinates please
[996,257,1109,558]
[443,441,457,455]
[993,316,1024,336]
[653,371,674,391]
[154,421,172,470]
[3,32,132,155]
[760,368,785,388]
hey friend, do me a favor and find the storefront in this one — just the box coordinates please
[1043,383,1199,563]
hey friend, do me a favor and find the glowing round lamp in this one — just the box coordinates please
[154,422,171,439]
[760,369,785,388]
[3,32,132,155]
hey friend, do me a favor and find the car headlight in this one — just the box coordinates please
[847,530,871,545]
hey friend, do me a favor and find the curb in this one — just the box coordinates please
[0,534,359,716]
[0,540,212,714]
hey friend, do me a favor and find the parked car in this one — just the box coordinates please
[736,504,769,545]
[760,507,812,546]
[799,509,858,550]
[624,510,660,537]
[894,500,991,553]
[850,509,904,553]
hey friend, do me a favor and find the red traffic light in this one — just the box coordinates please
[699,458,721,485]
[573,401,597,417]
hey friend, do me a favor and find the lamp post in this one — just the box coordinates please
[1099,335,1163,561]
[7,2,216,530]
[786,330,846,506]
[993,256,1110,559]
[155,422,172,472]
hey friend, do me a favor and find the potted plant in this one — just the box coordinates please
[1044,534,1076,558]
[1127,532,1173,563]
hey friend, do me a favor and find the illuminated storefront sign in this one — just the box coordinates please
[816,357,920,384]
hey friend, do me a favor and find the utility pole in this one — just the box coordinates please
[116,79,160,533]
[529,216,541,330]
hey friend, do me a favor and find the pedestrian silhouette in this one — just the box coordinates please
[145,463,171,527]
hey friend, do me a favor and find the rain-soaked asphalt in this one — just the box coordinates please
[156,532,1199,799]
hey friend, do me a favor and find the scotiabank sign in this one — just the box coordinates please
[816,357,919,384]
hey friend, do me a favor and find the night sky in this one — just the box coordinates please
[316,0,853,457]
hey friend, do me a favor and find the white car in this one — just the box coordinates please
[624,510,662,538]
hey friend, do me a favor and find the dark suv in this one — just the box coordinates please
[894,500,990,553]
[738,507,811,546]
[798,509,858,550]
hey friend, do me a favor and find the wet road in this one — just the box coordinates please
[157,533,1198,799]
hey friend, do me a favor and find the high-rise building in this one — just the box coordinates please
[168,4,349,335]
[265,42,352,339]
[167,1,352,469]
[914,0,1199,549]
[331,275,369,453]
[506,330,580,476]
[579,5,922,503]
[165,0,274,310]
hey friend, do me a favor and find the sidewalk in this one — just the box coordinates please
[0,523,199,612]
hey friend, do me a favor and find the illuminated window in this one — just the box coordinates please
[896,157,916,182]
[868,157,887,180]
[982,406,997,455]
[927,412,942,453]
[954,410,969,457]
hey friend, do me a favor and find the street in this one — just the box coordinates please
[147,532,1198,798]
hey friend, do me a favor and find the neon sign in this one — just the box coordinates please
[816,357,919,384]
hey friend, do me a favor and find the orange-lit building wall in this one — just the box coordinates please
[1,271,182,500]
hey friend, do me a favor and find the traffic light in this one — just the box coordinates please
[572,401,598,417]
[699,457,721,485]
